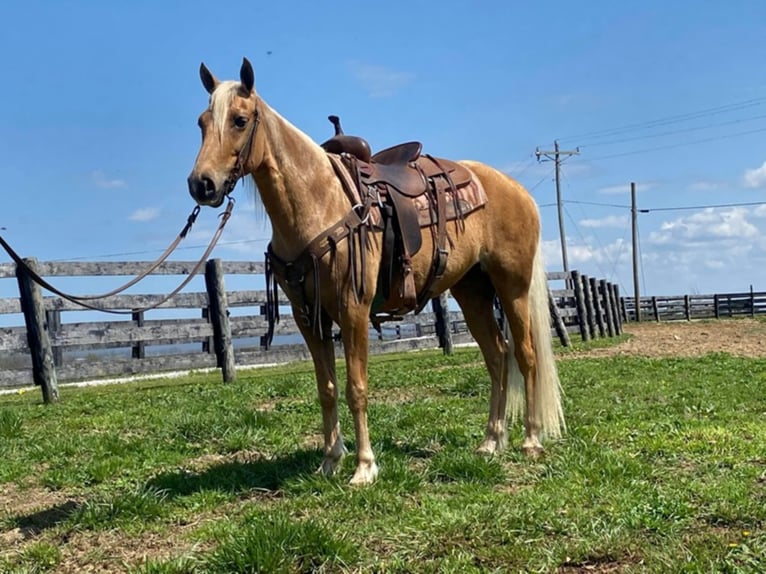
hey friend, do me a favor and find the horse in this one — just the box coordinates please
[187,58,565,485]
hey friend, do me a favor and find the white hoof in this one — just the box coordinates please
[349,461,379,485]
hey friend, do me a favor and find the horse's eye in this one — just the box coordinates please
[234,116,248,129]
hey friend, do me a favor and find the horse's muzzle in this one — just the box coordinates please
[188,174,224,207]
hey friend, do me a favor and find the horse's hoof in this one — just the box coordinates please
[349,461,379,485]
[477,439,498,456]
[522,445,544,459]
[316,437,347,476]
[317,457,341,476]
[477,434,508,456]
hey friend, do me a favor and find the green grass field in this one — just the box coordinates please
[1,339,765,572]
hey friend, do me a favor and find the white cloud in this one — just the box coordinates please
[91,170,127,189]
[579,215,629,229]
[542,237,630,268]
[744,161,766,188]
[348,61,415,98]
[648,207,758,246]
[128,207,161,222]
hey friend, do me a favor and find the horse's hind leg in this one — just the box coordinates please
[494,282,544,457]
[449,265,510,454]
[294,306,347,475]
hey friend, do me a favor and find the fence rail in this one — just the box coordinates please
[623,288,766,322]
[0,259,623,400]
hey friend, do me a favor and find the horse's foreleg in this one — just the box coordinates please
[340,308,379,485]
[295,306,346,475]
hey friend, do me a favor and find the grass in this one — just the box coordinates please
[0,341,765,572]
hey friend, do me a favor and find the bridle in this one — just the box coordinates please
[221,106,261,197]
[0,106,261,315]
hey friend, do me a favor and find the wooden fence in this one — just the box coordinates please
[623,287,766,322]
[0,259,623,400]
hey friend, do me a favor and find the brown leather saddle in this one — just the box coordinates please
[320,116,482,321]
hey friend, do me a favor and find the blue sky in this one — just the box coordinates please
[2,0,766,300]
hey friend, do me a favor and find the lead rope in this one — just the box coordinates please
[0,198,235,315]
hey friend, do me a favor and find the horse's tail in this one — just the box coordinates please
[507,237,566,438]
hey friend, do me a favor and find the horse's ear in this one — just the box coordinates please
[199,62,219,95]
[240,57,255,94]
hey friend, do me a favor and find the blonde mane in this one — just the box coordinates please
[209,81,240,138]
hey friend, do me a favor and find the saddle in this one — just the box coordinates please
[321,116,486,323]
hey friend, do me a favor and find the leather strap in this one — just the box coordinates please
[1,200,234,315]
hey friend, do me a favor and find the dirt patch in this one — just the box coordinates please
[566,318,766,359]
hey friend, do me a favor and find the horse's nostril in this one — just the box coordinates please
[202,177,215,193]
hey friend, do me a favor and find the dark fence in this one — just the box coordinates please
[623,287,766,322]
[0,259,622,400]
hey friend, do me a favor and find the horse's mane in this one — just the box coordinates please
[209,81,240,138]
[209,81,322,226]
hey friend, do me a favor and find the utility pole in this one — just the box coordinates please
[536,141,579,273]
[631,182,640,321]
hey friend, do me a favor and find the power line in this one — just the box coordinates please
[558,96,766,143]
[580,112,766,148]
[565,199,631,209]
[560,170,629,293]
[53,237,268,262]
[584,125,766,162]
[528,168,555,192]
[558,198,766,213]
[642,200,766,213]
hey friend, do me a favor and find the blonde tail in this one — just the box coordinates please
[507,239,566,438]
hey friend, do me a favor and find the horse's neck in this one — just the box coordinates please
[251,103,349,258]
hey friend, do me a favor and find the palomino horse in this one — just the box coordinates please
[187,58,565,485]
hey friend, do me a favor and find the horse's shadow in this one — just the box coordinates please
[10,500,80,538]
[146,448,323,499]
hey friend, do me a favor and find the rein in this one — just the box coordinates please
[0,199,235,315]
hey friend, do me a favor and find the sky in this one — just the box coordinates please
[2,0,766,301]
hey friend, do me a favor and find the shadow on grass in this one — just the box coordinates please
[12,500,80,537]
[146,449,323,498]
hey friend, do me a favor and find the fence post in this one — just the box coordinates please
[590,277,606,337]
[204,258,236,383]
[571,270,589,342]
[684,295,691,321]
[548,288,570,347]
[582,274,597,339]
[16,257,59,403]
[750,285,755,318]
[45,309,63,367]
[713,294,720,319]
[601,279,615,337]
[611,284,622,335]
[431,293,453,355]
[620,296,628,324]
[131,311,145,359]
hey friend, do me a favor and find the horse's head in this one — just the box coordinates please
[187,58,260,207]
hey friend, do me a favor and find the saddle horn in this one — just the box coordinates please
[328,115,344,135]
[319,114,372,163]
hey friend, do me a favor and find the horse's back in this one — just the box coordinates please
[457,160,541,246]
